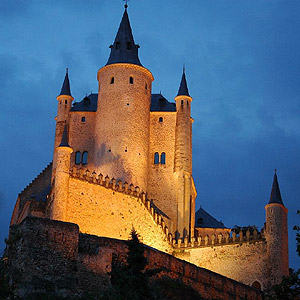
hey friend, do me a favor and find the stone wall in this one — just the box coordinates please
[148,111,177,232]
[64,175,172,253]
[8,216,263,299]
[175,240,269,290]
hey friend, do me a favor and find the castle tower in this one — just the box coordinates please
[265,170,289,287]
[54,69,74,149]
[51,125,73,221]
[94,7,153,191]
[174,69,195,239]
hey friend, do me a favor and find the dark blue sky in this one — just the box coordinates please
[0,0,299,269]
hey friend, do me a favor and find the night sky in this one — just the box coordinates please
[0,1,299,269]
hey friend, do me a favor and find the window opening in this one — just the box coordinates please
[160,152,166,164]
[145,83,147,90]
[129,76,134,84]
[125,147,128,152]
[65,100,67,104]
[81,117,86,123]
[82,151,88,165]
[154,152,159,164]
[110,77,115,84]
[159,117,163,123]
[181,100,184,105]
[75,151,81,165]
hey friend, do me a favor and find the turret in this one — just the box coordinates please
[265,170,289,287]
[51,125,73,221]
[54,69,74,149]
[174,69,195,239]
[94,7,153,191]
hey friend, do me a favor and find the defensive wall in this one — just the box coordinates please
[7,216,263,299]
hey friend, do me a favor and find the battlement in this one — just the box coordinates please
[69,166,174,244]
[173,228,265,250]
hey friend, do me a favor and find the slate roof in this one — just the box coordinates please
[106,8,142,67]
[71,94,98,112]
[269,170,284,205]
[177,69,190,97]
[195,207,226,228]
[150,94,176,112]
[59,69,72,97]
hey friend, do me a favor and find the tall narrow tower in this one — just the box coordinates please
[265,170,289,287]
[94,7,153,191]
[174,69,195,239]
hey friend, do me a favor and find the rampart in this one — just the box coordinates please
[7,216,263,299]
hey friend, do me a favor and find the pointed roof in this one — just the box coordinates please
[106,8,142,66]
[269,170,284,205]
[195,207,226,228]
[177,68,190,97]
[59,69,72,97]
[58,125,70,148]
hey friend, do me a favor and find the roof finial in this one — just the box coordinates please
[66,67,68,74]
[275,168,277,175]
[124,0,129,9]
[183,63,186,73]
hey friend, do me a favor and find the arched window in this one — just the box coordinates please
[251,281,262,290]
[145,83,147,90]
[129,76,134,84]
[159,117,163,123]
[82,151,88,165]
[181,100,184,105]
[81,117,86,123]
[154,152,159,164]
[75,151,81,165]
[110,77,114,84]
[160,152,166,164]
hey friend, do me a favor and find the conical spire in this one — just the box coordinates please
[59,68,72,97]
[58,125,70,148]
[269,170,284,205]
[177,68,190,97]
[106,8,142,66]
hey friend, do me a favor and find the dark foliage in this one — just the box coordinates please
[293,210,300,257]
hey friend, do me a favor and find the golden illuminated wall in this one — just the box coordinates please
[69,111,96,168]
[147,112,177,232]
[61,176,172,254]
[94,63,153,192]
[175,241,269,289]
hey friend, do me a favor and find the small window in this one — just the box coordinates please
[81,117,86,123]
[82,151,88,165]
[181,100,184,105]
[159,117,163,123]
[75,151,81,165]
[65,100,68,104]
[110,77,114,84]
[116,42,120,50]
[145,83,147,90]
[129,76,134,84]
[160,152,166,164]
[154,152,159,164]
[125,147,128,152]
[127,42,132,50]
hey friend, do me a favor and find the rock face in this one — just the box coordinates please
[7,216,263,299]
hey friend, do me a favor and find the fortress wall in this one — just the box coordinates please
[8,217,263,300]
[69,111,96,168]
[147,112,177,231]
[175,240,269,289]
[65,176,172,253]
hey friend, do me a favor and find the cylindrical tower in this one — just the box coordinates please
[265,171,289,287]
[174,70,194,239]
[51,126,73,221]
[93,8,153,191]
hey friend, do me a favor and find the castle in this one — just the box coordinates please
[9,6,289,295]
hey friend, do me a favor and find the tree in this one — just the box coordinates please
[293,210,300,257]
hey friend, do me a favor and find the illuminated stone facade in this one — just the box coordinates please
[10,7,289,292]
